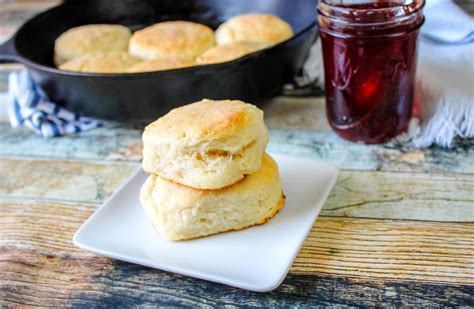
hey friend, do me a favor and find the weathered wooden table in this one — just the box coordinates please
[1,1,473,307]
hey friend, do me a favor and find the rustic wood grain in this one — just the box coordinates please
[0,155,472,223]
[0,123,143,162]
[3,250,474,307]
[322,171,474,222]
[0,1,59,43]
[294,217,474,285]
[0,158,139,203]
[268,129,474,174]
[1,199,473,306]
[2,121,474,174]
[265,97,329,131]
[2,200,473,286]
[0,64,21,72]
[0,200,96,256]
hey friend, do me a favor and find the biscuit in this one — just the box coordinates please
[129,21,215,60]
[140,153,285,241]
[59,52,139,73]
[142,99,268,189]
[54,24,131,66]
[215,13,293,45]
[196,41,269,64]
[128,56,195,73]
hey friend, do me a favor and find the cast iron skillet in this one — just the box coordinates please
[0,0,317,120]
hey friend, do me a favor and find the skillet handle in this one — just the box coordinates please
[0,36,20,64]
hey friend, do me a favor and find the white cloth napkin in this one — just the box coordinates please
[423,0,474,44]
[303,0,474,148]
[411,0,474,147]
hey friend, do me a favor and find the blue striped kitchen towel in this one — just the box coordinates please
[7,70,103,137]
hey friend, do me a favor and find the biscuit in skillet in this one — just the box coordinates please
[54,24,131,66]
[128,56,195,72]
[59,52,139,73]
[215,13,293,46]
[129,21,215,60]
[196,41,269,64]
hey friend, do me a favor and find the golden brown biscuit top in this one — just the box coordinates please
[59,52,139,73]
[196,41,269,64]
[128,57,195,73]
[215,13,294,45]
[130,21,215,58]
[144,99,262,140]
[54,24,131,64]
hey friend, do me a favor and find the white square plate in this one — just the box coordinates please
[73,153,338,292]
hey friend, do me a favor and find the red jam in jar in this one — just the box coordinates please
[318,0,425,144]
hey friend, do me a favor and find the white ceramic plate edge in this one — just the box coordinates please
[257,158,338,291]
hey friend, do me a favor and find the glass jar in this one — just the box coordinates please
[318,0,425,144]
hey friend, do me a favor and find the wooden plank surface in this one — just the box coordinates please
[2,124,471,305]
[294,218,474,284]
[2,99,473,176]
[1,156,473,223]
[323,171,474,222]
[1,107,474,174]
[265,97,329,130]
[3,251,473,307]
[0,157,138,203]
[268,129,474,174]
[0,0,59,38]
[1,199,473,307]
[0,123,143,162]
[2,198,473,284]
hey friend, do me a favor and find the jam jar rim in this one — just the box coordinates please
[317,0,425,39]
[317,16,425,40]
[318,0,425,24]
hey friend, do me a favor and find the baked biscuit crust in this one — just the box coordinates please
[54,24,131,66]
[59,52,139,73]
[128,57,195,72]
[142,99,268,189]
[196,41,269,64]
[129,21,215,60]
[140,154,284,241]
[215,13,293,45]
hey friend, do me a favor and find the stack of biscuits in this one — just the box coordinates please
[140,99,285,241]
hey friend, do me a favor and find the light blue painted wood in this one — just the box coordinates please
[1,124,473,174]
[268,129,474,174]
